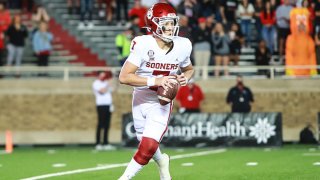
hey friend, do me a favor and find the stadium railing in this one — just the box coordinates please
[0,65,319,81]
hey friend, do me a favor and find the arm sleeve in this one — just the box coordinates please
[275,7,281,19]
[225,35,230,43]
[248,4,255,14]
[126,37,143,67]
[212,34,220,46]
[5,26,11,36]
[254,48,259,63]
[117,47,123,54]
[271,11,276,24]
[32,33,39,53]
[191,29,198,43]
[48,33,53,42]
[23,26,29,38]
[115,34,123,47]
[5,12,11,29]
[248,88,254,102]
[92,81,102,93]
[260,12,267,24]
[226,89,232,103]
[0,13,10,32]
[107,81,113,92]
[180,38,192,68]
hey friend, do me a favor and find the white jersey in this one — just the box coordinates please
[126,35,192,102]
[92,79,112,106]
[125,35,192,142]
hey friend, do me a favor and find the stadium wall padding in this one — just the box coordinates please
[122,112,283,147]
[0,79,319,144]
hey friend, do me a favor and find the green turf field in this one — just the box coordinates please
[0,145,319,180]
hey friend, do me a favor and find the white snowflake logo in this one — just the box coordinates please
[249,118,276,144]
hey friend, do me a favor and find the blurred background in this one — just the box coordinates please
[0,0,319,149]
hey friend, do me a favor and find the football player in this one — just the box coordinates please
[118,3,194,180]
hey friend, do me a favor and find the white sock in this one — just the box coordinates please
[152,147,163,162]
[122,158,144,179]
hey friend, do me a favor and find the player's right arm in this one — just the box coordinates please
[119,61,148,86]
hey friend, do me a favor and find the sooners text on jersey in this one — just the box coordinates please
[126,35,192,92]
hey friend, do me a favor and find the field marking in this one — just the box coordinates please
[302,153,320,156]
[313,162,320,166]
[181,162,194,167]
[0,150,8,155]
[52,164,66,168]
[21,149,226,180]
[97,163,111,167]
[246,162,258,166]
[264,148,271,152]
[47,150,56,154]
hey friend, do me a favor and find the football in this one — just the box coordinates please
[157,79,180,105]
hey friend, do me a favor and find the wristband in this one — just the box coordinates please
[147,77,156,87]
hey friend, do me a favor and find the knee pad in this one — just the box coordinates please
[134,137,159,165]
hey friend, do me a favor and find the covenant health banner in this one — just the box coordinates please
[122,113,282,147]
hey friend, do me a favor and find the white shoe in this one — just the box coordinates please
[77,22,86,30]
[95,144,103,151]
[99,10,105,17]
[87,22,94,29]
[103,144,116,150]
[118,175,130,180]
[125,22,132,28]
[155,153,171,180]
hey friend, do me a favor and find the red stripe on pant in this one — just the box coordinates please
[134,137,159,165]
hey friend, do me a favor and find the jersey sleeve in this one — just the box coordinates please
[92,81,99,92]
[180,38,192,68]
[126,36,143,67]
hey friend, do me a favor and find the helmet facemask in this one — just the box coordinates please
[152,16,179,43]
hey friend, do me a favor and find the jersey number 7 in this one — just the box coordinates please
[149,70,170,91]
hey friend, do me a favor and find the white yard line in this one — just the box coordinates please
[181,162,194,167]
[303,153,320,156]
[246,162,258,166]
[170,149,226,160]
[0,150,9,155]
[21,149,226,180]
[313,162,320,166]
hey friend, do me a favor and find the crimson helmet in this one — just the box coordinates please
[145,3,179,42]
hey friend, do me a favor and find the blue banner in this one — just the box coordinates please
[122,113,282,147]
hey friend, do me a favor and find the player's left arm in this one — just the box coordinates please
[176,64,194,86]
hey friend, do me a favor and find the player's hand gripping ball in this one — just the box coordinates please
[157,79,179,105]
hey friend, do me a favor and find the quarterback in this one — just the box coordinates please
[118,3,194,180]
